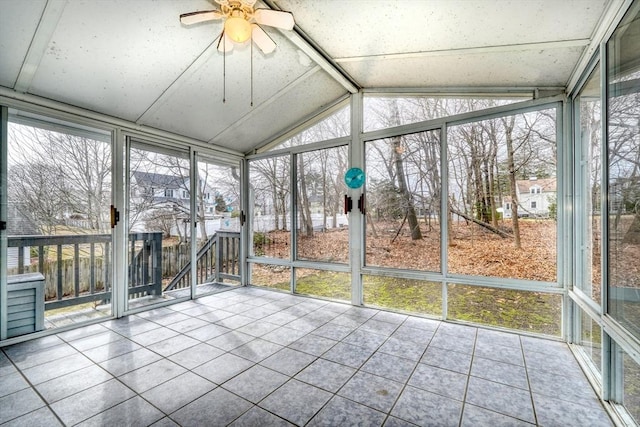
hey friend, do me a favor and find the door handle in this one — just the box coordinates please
[358,194,366,215]
[344,195,352,214]
[110,205,120,229]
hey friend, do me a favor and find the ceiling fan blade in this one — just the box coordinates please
[254,9,294,30]
[216,31,234,52]
[252,24,276,54]
[180,10,224,25]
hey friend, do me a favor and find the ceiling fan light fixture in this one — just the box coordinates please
[225,15,252,43]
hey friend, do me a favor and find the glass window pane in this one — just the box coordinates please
[249,156,291,260]
[365,130,441,271]
[363,96,530,132]
[295,269,350,302]
[447,284,562,335]
[7,119,113,333]
[266,106,350,151]
[607,5,640,340]
[296,146,349,263]
[578,306,602,375]
[448,108,557,281]
[128,145,191,310]
[578,65,602,305]
[250,263,290,292]
[194,158,241,294]
[623,351,640,424]
[363,275,442,316]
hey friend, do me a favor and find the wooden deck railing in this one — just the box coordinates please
[7,232,163,310]
[128,232,163,299]
[164,231,241,292]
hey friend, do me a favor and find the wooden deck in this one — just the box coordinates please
[44,282,239,329]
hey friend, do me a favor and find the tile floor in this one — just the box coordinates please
[0,286,613,426]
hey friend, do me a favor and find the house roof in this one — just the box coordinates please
[132,171,187,190]
[7,204,41,236]
[0,1,624,154]
[517,177,557,194]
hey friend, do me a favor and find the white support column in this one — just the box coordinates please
[190,150,198,299]
[290,152,297,294]
[599,41,612,399]
[1,106,8,340]
[559,98,572,342]
[350,92,364,305]
[240,158,249,286]
[440,124,448,320]
[571,93,584,346]
[113,130,127,317]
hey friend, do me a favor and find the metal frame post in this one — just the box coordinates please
[190,149,198,299]
[0,105,8,340]
[112,130,126,317]
[350,91,364,305]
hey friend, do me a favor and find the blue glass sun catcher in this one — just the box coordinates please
[344,167,365,189]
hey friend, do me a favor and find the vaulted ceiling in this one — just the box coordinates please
[0,0,620,154]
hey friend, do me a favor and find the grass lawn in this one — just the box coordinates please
[251,268,562,336]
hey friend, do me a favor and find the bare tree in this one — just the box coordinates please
[297,152,314,236]
[503,116,522,249]
[8,124,111,234]
[128,148,191,241]
[8,162,68,234]
[251,156,290,230]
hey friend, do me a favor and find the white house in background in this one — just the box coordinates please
[130,171,241,236]
[131,171,224,214]
[503,177,557,218]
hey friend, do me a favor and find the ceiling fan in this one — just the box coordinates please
[180,0,295,54]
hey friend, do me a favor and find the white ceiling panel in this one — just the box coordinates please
[28,0,216,121]
[340,46,586,88]
[0,0,624,153]
[210,69,348,153]
[138,28,318,146]
[0,0,47,88]
[278,0,608,58]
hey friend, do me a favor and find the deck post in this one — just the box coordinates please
[152,232,163,295]
[215,233,222,283]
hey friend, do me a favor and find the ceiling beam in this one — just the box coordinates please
[14,0,67,93]
[136,39,218,124]
[264,0,359,94]
[361,86,564,96]
[335,39,592,64]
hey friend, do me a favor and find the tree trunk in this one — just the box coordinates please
[504,117,522,249]
[450,207,512,238]
[271,185,279,230]
[197,181,208,242]
[321,160,327,232]
[392,136,422,240]
[298,155,314,236]
[279,192,287,231]
[487,120,500,228]
[367,212,379,238]
[447,200,454,246]
[470,130,487,222]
